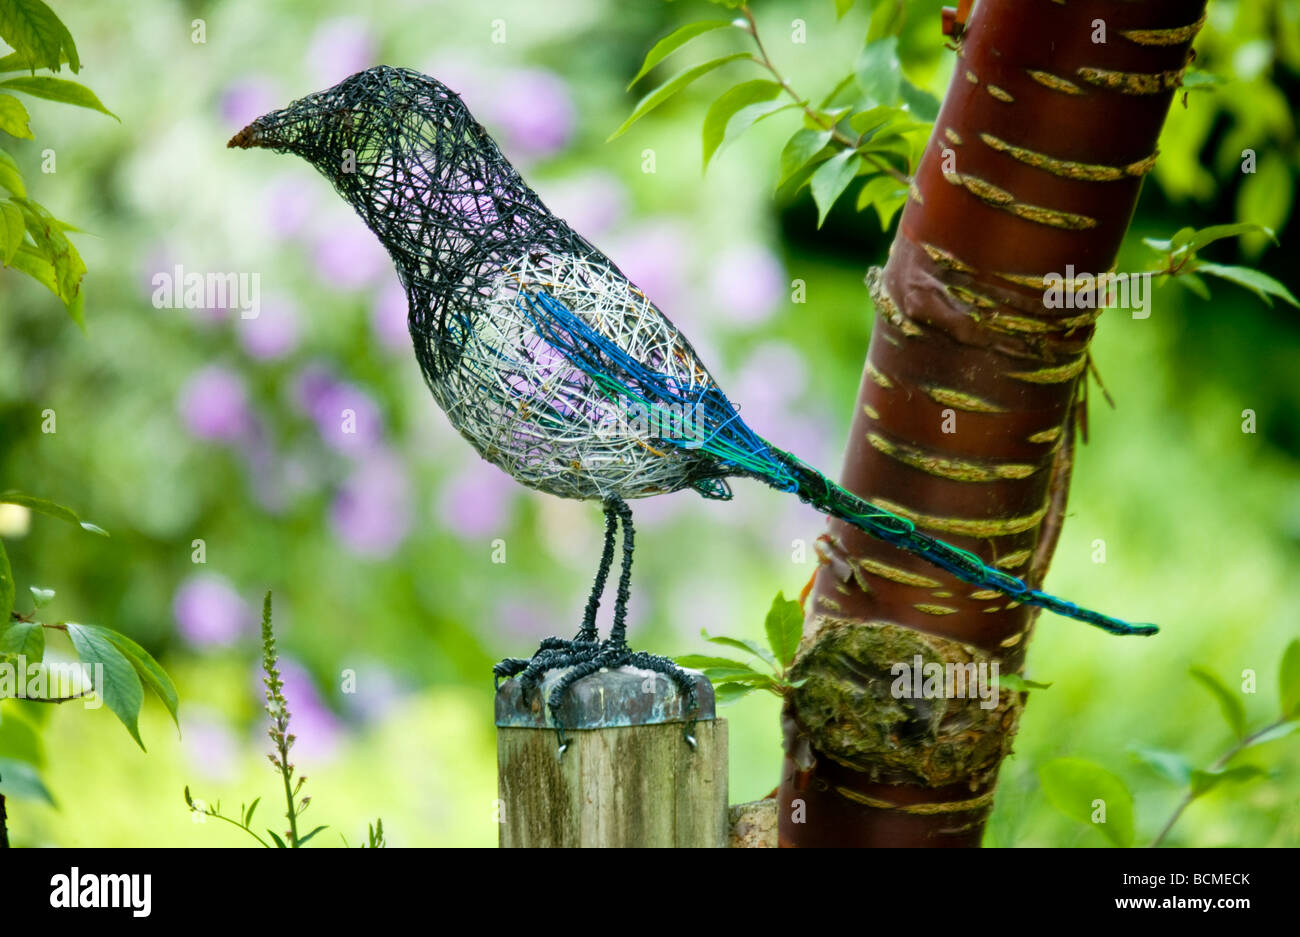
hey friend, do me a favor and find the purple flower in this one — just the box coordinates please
[306,18,377,87]
[239,294,301,360]
[438,464,514,539]
[173,573,251,647]
[492,593,555,639]
[339,658,403,722]
[220,77,278,130]
[538,171,627,239]
[370,277,409,351]
[292,364,385,455]
[182,707,240,782]
[312,217,390,289]
[709,244,786,325]
[257,657,342,764]
[491,68,576,160]
[330,449,413,557]
[178,366,252,442]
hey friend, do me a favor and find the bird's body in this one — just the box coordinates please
[231,66,1155,741]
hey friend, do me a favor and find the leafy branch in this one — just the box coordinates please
[612,1,935,228]
[1036,639,1300,847]
[1144,222,1298,308]
[0,0,119,327]
[676,591,806,706]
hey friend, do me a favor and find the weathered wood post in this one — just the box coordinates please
[496,665,727,847]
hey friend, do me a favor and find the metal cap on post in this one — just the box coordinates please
[496,665,728,847]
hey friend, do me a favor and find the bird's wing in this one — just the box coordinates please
[496,249,797,492]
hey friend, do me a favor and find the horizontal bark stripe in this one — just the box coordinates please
[994,549,1032,569]
[1027,426,1062,444]
[1005,356,1087,383]
[918,241,976,273]
[1076,65,1186,94]
[924,385,1006,413]
[866,431,1039,482]
[872,498,1049,537]
[1120,12,1206,46]
[866,360,895,388]
[834,786,997,815]
[858,556,941,589]
[914,603,959,615]
[980,132,1157,181]
[1025,69,1084,95]
[941,169,1099,230]
[986,84,1014,102]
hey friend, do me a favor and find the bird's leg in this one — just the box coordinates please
[575,499,620,644]
[491,497,619,692]
[606,496,635,650]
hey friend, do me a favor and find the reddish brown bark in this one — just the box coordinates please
[778,0,1207,847]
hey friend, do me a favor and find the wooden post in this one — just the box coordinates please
[496,665,727,847]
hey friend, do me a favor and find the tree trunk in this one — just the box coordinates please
[778,0,1207,847]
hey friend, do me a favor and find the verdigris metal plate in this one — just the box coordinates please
[495,665,715,729]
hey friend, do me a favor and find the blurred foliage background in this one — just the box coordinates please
[0,0,1297,847]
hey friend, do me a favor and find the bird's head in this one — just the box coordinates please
[228,66,478,197]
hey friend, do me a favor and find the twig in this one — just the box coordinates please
[1148,719,1288,847]
[0,793,9,848]
[739,5,911,185]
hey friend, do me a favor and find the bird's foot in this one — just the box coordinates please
[493,637,700,755]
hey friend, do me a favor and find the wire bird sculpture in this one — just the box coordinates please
[231,67,1156,745]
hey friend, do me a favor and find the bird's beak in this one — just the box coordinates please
[227,119,267,149]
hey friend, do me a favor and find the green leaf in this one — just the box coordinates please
[899,78,940,121]
[0,148,24,196]
[298,824,329,846]
[1127,746,1193,786]
[1242,721,1299,748]
[0,0,81,73]
[810,148,859,227]
[712,682,757,706]
[1235,158,1291,257]
[1189,764,1265,797]
[993,672,1053,694]
[834,0,855,19]
[701,79,782,170]
[609,52,752,141]
[266,829,287,848]
[709,671,778,690]
[244,797,261,827]
[0,709,43,765]
[675,653,761,680]
[0,92,33,138]
[1038,757,1135,848]
[13,196,86,321]
[0,537,12,624]
[777,127,833,187]
[1280,639,1300,719]
[855,173,907,230]
[1175,271,1210,300]
[867,0,905,41]
[97,626,180,728]
[701,627,777,668]
[0,76,116,119]
[0,48,69,73]
[763,592,803,667]
[1189,665,1247,739]
[28,585,53,608]
[0,621,45,662]
[854,38,900,106]
[0,491,107,535]
[1180,68,1222,91]
[627,20,739,90]
[1196,261,1299,308]
[65,621,146,750]
[0,755,54,804]
[1179,222,1277,255]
